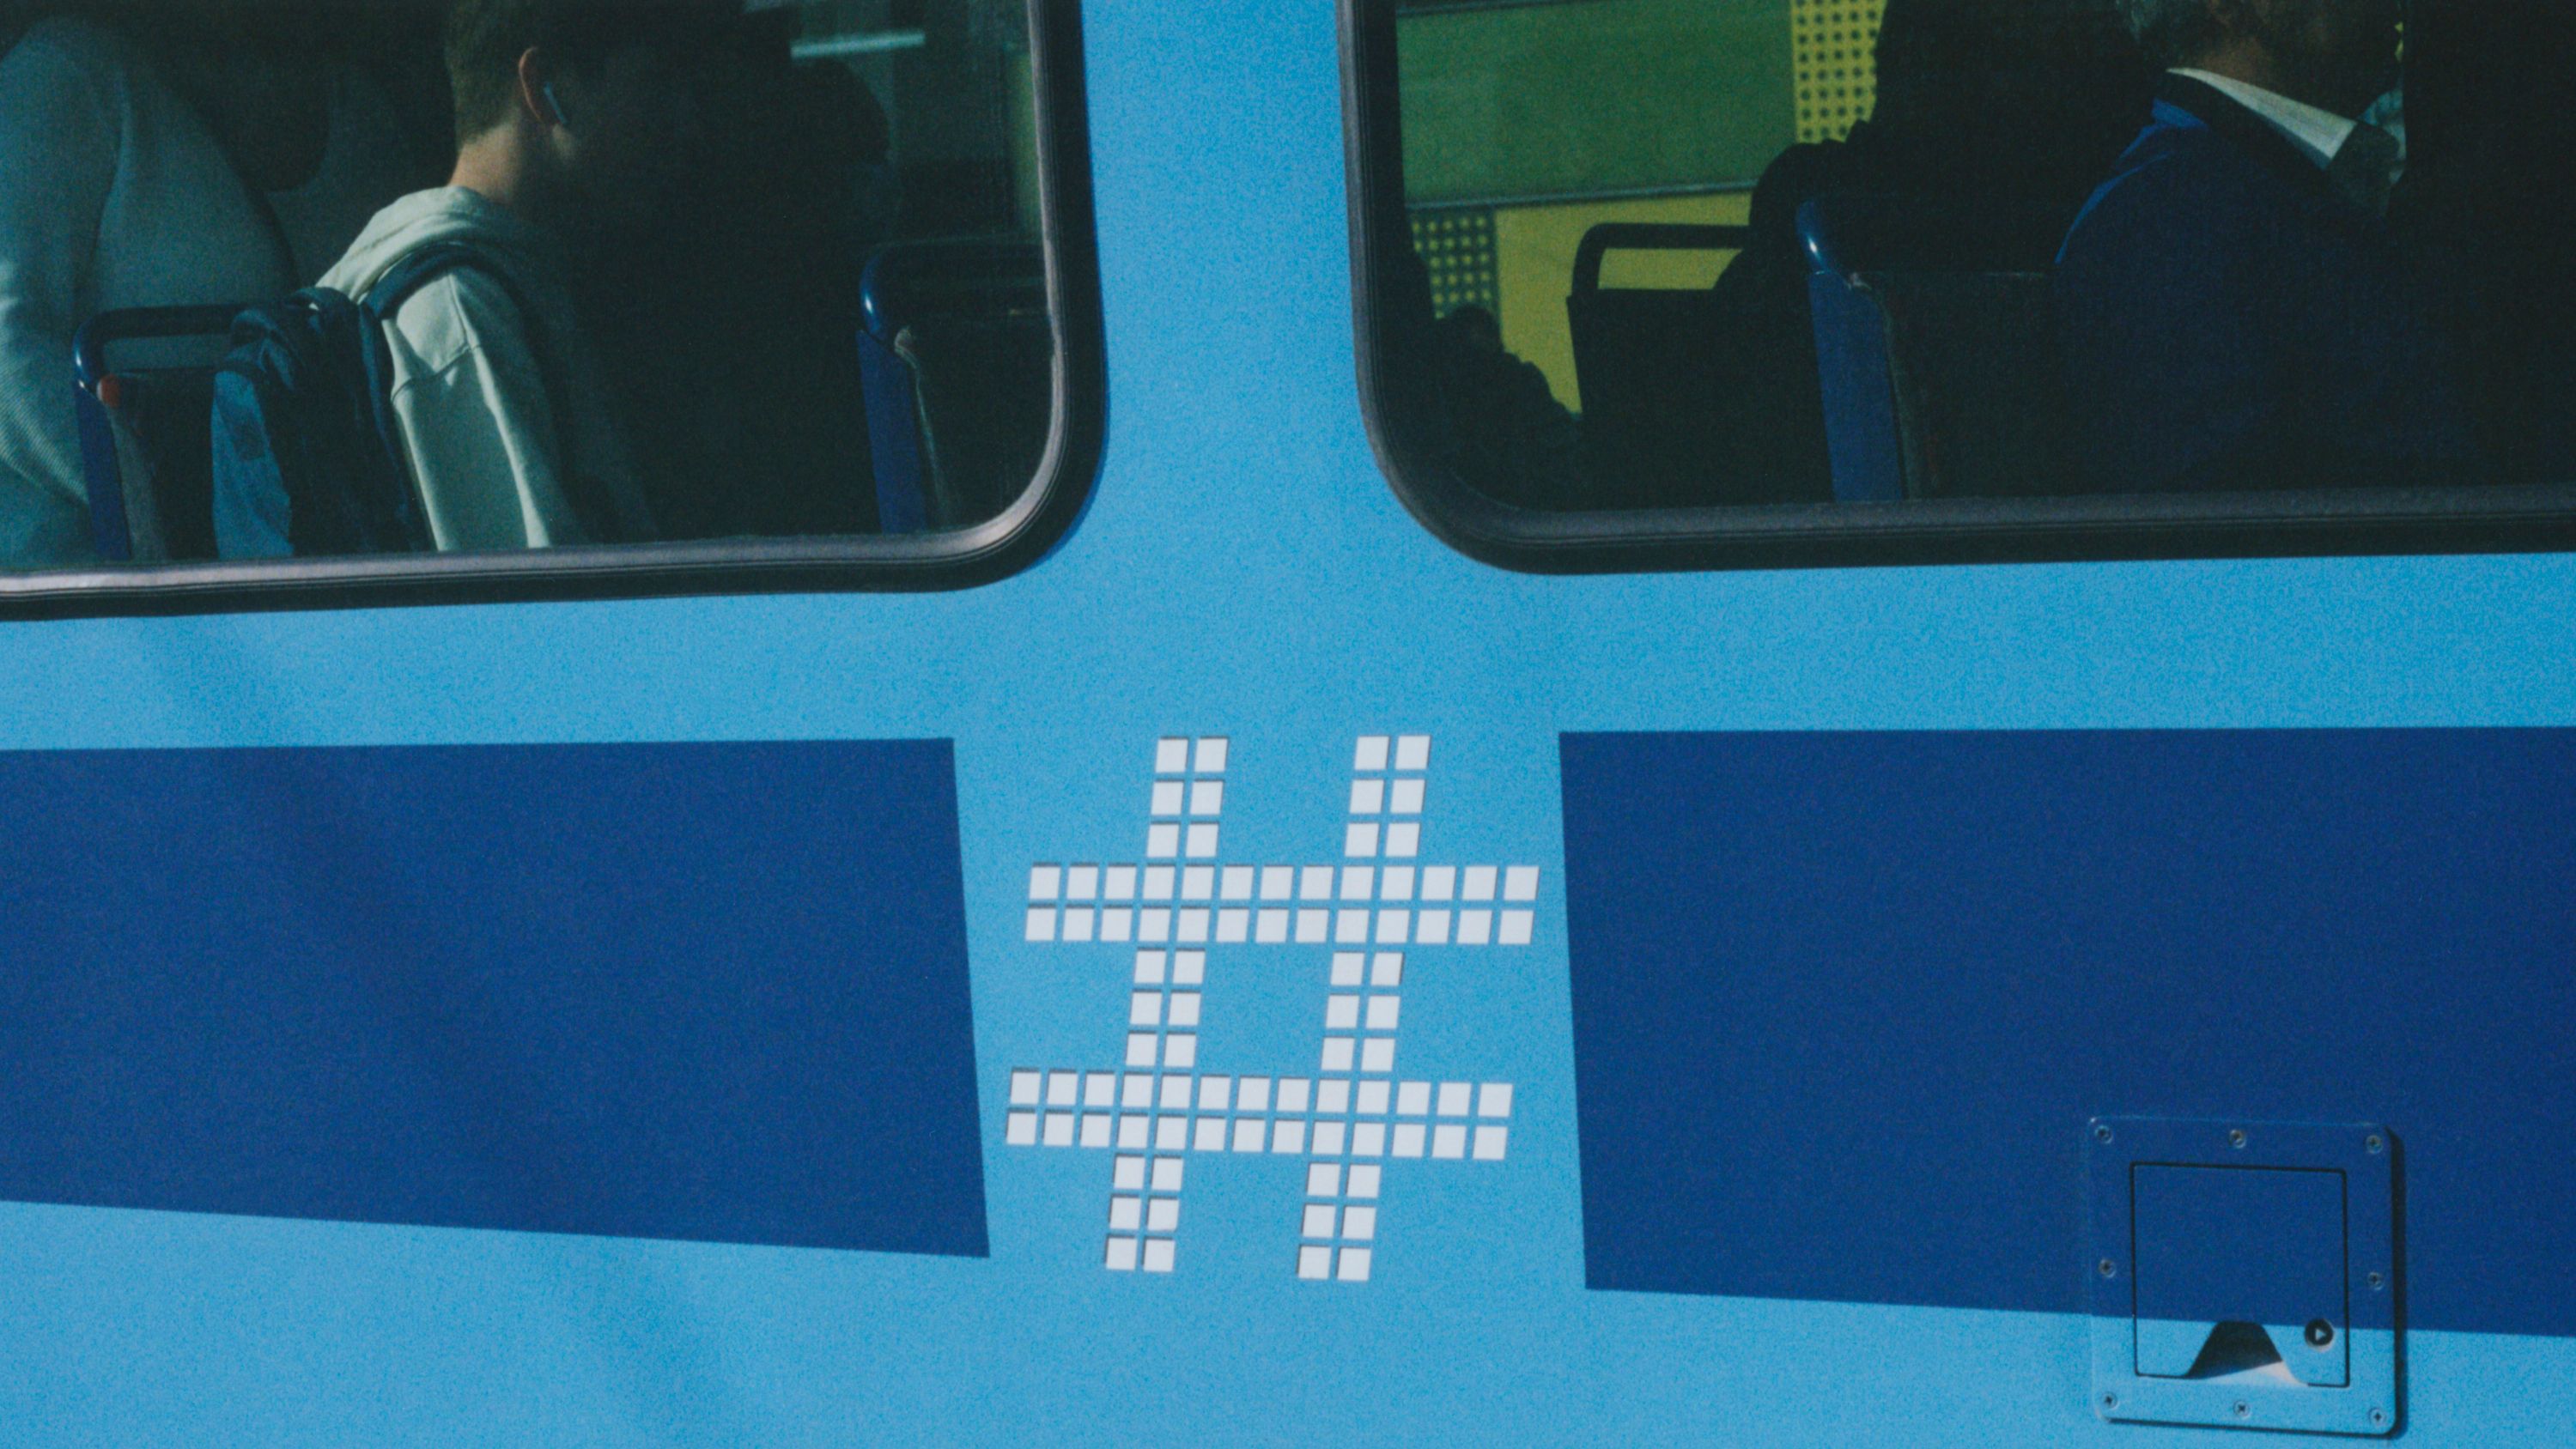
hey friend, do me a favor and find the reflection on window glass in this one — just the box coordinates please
[0,0,1053,571]
[1383,0,2576,513]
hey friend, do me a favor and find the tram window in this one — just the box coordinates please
[0,0,1097,612]
[1348,0,2576,569]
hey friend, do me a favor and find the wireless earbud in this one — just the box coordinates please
[542,82,571,128]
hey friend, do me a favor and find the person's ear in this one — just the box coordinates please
[515,48,568,129]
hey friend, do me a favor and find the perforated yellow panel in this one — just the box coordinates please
[1411,209,1501,318]
[1792,0,1885,143]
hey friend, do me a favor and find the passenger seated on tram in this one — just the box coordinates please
[225,0,736,556]
[2055,0,2478,494]
[0,0,425,566]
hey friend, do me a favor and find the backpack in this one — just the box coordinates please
[210,243,537,558]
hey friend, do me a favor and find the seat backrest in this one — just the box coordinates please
[1564,223,1749,508]
[1800,196,2073,501]
[74,306,246,563]
[857,241,1051,532]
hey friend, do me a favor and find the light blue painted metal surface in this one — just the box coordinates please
[1,2,2573,1444]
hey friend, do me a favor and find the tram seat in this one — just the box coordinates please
[72,306,246,563]
[857,242,1055,533]
[1799,196,2074,503]
[1564,224,1751,508]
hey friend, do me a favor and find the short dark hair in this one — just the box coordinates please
[444,0,738,143]
[2119,0,2226,69]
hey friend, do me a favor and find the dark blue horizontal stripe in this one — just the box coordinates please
[1561,730,2576,1338]
[0,742,987,1258]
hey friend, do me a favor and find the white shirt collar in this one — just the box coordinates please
[2172,69,2360,170]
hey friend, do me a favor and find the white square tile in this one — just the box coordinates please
[1313,1121,1347,1155]
[1080,1113,1112,1148]
[1177,908,1211,943]
[1316,1078,1352,1115]
[1374,911,1410,945]
[1272,1119,1308,1153]
[1361,1039,1396,1073]
[1384,822,1419,858]
[1106,1235,1140,1272]
[1331,951,1366,986]
[1221,865,1255,900]
[1297,1245,1333,1280]
[1085,1072,1116,1107]
[1504,865,1540,902]
[1062,908,1096,943]
[1378,866,1415,902]
[1173,950,1206,985]
[1349,779,1386,815]
[1335,1247,1372,1282]
[1297,909,1329,944]
[1421,866,1457,901]
[1100,907,1133,942]
[1159,1075,1192,1110]
[1146,823,1180,859]
[1345,822,1381,858]
[1389,778,1425,815]
[1156,1117,1188,1151]
[1009,1070,1042,1106]
[1024,907,1057,942]
[1126,1033,1157,1067]
[1189,780,1224,816]
[1065,865,1100,900]
[1048,1071,1079,1106]
[1397,1082,1432,1116]
[1133,950,1167,985]
[1169,992,1202,1028]
[1182,865,1216,901]
[1156,737,1190,773]
[1391,1123,1426,1158]
[1103,865,1139,900]
[1261,865,1295,900]
[1371,953,1405,987]
[1216,909,1249,943]
[1299,865,1335,900]
[1343,1205,1380,1241]
[1463,866,1498,901]
[1151,780,1185,817]
[1256,908,1290,943]
[1151,1156,1184,1192]
[1339,865,1376,901]
[1432,1124,1468,1159]
[1193,1117,1227,1152]
[1279,1078,1312,1113]
[1394,735,1431,771]
[1321,1037,1355,1072]
[1005,1111,1038,1145]
[1143,865,1177,900]
[1355,736,1390,772]
[1335,909,1370,944]
[1194,737,1229,773]
[1186,823,1220,858]
[1163,1034,1198,1069]
[1043,1112,1076,1147]
[1236,1077,1271,1113]
[1147,1197,1181,1233]
[1474,1125,1509,1161]
[1029,864,1062,901]
[1438,1082,1473,1118]
[1109,1196,1142,1232]
[1122,1074,1155,1109]
[1232,1119,1267,1152]
[1118,1116,1149,1149]
[1500,911,1534,946]
[1457,910,1493,946]
[1347,1164,1382,1198]
[1366,996,1401,1031]
[1302,1203,1338,1240]
[1326,995,1361,1030]
[1196,1076,1232,1112]
[1130,991,1163,1028]
[1352,1122,1387,1157]
[1307,1162,1343,1196]
[1139,909,1173,943]
[1142,1238,1176,1274]
[1413,911,1451,945]
[1115,1155,1147,1191]
[1356,1080,1391,1115]
[1479,1083,1514,1119]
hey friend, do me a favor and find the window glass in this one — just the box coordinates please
[0,0,1077,585]
[1358,0,2576,561]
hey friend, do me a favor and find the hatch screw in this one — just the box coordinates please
[2101,1392,2118,1410]
[2305,1319,2336,1349]
[2371,1409,2389,1428]
[2234,1401,2251,1420]
[2093,1124,2114,1144]
[2227,1128,2248,1149]
[2366,1134,2385,1155]
[2098,1258,2117,1278]
[2367,1270,2385,1291]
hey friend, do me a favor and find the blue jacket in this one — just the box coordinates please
[2054,75,2476,494]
